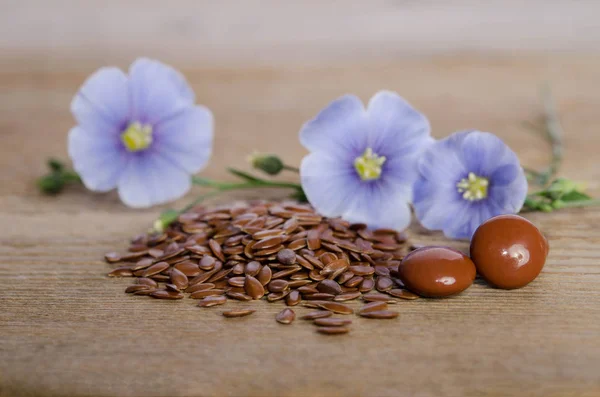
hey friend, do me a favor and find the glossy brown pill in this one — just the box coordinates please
[470,214,548,289]
[397,246,476,297]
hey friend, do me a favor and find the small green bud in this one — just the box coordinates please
[249,153,284,175]
[37,173,65,194]
[152,209,180,233]
[152,220,165,234]
[48,158,65,172]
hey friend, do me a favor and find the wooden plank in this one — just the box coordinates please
[1,55,600,396]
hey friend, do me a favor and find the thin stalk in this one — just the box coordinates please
[192,176,302,191]
[282,164,300,173]
[180,189,224,213]
[521,86,564,187]
[539,85,564,185]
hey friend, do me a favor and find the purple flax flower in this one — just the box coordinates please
[299,91,432,230]
[68,58,213,208]
[413,130,528,239]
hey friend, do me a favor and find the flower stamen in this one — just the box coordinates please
[354,148,386,181]
[457,172,489,201]
[121,122,153,152]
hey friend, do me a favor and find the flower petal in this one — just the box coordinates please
[491,163,519,186]
[342,179,412,231]
[443,201,479,239]
[413,176,465,232]
[299,95,368,160]
[461,130,528,213]
[70,67,130,134]
[383,151,427,202]
[489,170,528,213]
[460,131,517,177]
[68,126,129,192]
[417,133,468,186]
[153,105,214,174]
[366,91,432,157]
[117,153,191,208]
[300,152,358,217]
[129,58,196,125]
[444,199,506,239]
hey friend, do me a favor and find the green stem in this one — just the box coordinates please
[282,164,300,173]
[523,167,545,179]
[227,168,263,183]
[192,176,302,191]
[540,84,563,184]
[521,86,564,187]
[180,189,224,213]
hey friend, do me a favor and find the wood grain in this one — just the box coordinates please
[1,55,600,396]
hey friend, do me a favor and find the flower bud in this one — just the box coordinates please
[249,153,284,175]
[152,209,180,233]
[48,158,65,172]
[37,173,65,194]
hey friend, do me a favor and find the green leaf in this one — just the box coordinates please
[547,178,580,194]
[37,173,64,195]
[62,171,81,183]
[559,190,592,202]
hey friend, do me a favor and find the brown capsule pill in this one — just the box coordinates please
[397,246,475,297]
[470,214,548,289]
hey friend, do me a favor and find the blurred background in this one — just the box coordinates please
[1,0,599,70]
[1,0,599,206]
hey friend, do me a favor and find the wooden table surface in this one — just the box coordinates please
[1,55,600,397]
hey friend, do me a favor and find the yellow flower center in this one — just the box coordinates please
[121,122,153,152]
[457,172,489,201]
[354,148,386,181]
